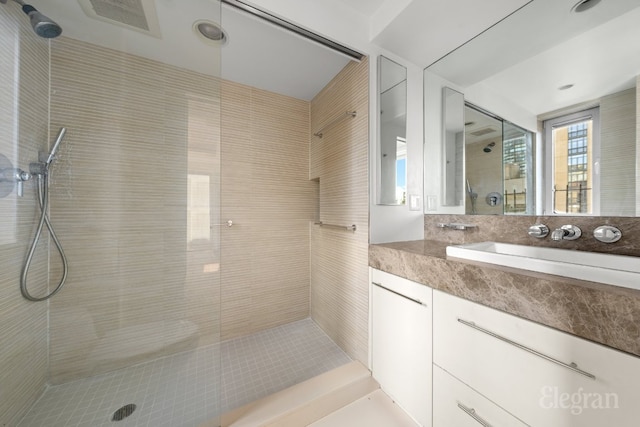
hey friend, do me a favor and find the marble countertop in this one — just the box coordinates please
[369,240,640,358]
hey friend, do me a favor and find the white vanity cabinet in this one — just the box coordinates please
[433,290,640,427]
[433,365,527,427]
[370,268,432,427]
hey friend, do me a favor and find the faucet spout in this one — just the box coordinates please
[551,225,582,241]
[551,228,568,241]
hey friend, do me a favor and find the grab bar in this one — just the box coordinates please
[313,111,356,138]
[457,403,493,427]
[458,318,596,380]
[314,221,356,232]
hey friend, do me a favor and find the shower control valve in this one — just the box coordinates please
[0,167,31,197]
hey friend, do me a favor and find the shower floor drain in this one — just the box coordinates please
[112,404,137,421]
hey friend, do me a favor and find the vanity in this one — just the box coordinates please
[369,235,640,427]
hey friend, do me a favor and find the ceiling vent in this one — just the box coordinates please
[470,127,497,137]
[78,0,162,38]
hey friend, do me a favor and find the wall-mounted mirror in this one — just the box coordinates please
[441,87,464,207]
[424,0,640,216]
[378,56,407,205]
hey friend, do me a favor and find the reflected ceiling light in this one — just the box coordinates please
[193,20,228,45]
[558,84,574,90]
[571,0,601,13]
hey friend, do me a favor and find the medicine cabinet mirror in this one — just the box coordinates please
[378,56,407,205]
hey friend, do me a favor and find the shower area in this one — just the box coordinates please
[1,1,370,426]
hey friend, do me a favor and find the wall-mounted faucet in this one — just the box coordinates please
[551,225,582,241]
[527,224,549,238]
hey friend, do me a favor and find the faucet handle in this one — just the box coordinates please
[528,224,549,238]
[593,225,622,243]
[554,225,582,241]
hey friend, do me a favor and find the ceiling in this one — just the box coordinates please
[41,0,351,101]
[333,0,386,17]
[34,0,542,101]
[428,0,640,117]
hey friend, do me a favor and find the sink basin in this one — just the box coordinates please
[446,241,640,291]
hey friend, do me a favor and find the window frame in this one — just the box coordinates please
[543,107,600,215]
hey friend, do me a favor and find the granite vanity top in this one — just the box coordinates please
[369,240,640,358]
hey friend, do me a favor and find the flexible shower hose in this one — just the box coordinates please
[20,172,68,301]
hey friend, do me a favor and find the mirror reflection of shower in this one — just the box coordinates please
[466,179,478,214]
[21,127,69,301]
[1,0,62,38]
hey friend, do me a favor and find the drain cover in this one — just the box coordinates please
[112,403,136,421]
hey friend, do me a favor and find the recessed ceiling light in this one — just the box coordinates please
[571,0,601,13]
[193,20,228,45]
[558,84,574,91]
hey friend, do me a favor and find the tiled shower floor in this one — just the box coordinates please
[18,318,351,427]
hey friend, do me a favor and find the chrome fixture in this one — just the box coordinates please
[313,111,357,138]
[527,224,549,238]
[315,221,357,232]
[593,225,622,243]
[1,0,63,38]
[486,192,502,207]
[466,180,478,214]
[21,127,69,301]
[0,153,31,197]
[551,225,582,241]
[458,318,596,380]
[483,141,496,153]
[436,222,476,231]
[221,0,364,61]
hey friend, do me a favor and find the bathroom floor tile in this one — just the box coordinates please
[18,318,351,427]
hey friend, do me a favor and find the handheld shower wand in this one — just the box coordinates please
[46,127,66,166]
[466,179,478,215]
[3,0,63,38]
[22,127,69,301]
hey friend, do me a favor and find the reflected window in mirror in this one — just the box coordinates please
[378,56,407,205]
[544,107,600,215]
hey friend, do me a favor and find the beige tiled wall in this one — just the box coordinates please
[0,3,50,424]
[48,36,316,383]
[220,81,316,340]
[310,58,370,365]
[600,88,636,216]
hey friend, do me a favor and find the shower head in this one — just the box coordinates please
[11,0,62,38]
[483,142,496,153]
[46,127,67,166]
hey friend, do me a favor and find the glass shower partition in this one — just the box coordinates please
[1,0,223,425]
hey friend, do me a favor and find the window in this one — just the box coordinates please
[544,107,600,215]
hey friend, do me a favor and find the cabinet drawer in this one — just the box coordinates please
[371,269,432,305]
[433,290,640,427]
[433,365,527,427]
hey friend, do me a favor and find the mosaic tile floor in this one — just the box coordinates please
[18,318,351,427]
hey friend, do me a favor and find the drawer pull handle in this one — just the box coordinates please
[457,318,596,380]
[372,282,427,306]
[457,402,493,427]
